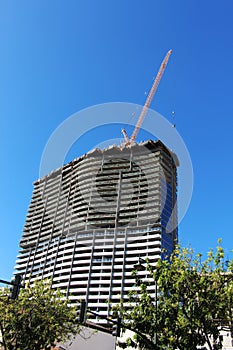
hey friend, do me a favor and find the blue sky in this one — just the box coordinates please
[0,1,232,280]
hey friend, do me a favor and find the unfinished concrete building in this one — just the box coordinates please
[15,139,178,320]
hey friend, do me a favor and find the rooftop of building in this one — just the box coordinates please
[35,139,179,185]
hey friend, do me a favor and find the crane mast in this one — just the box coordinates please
[122,49,172,147]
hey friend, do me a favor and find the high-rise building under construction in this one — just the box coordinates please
[15,139,178,320]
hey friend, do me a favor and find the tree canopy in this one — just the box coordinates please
[0,279,79,350]
[114,241,233,350]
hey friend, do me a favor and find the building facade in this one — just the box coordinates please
[15,140,178,320]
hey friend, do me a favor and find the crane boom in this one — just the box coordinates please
[129,49,172,144]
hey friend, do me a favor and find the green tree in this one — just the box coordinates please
[115,241,233,350]
[0,279,80,350]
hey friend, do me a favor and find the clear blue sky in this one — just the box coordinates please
[0,1,232,280]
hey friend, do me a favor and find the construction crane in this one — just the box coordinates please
[122,49,172,147]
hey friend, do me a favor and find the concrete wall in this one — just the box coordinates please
[57,327,116,350]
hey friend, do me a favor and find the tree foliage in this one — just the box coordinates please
[115,241,233,350]
[0,279,79,350]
